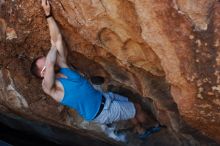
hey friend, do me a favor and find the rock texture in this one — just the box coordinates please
[0,0,220,145]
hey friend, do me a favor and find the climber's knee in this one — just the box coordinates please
[134,103,147,123]
[130,117,138,125]
[134,103,142,116]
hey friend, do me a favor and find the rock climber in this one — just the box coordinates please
[30,0,161,139]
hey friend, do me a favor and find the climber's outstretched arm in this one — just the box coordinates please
[42,0,68,68]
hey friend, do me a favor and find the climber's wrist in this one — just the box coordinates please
[45,13,52,19]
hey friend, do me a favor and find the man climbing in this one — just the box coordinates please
[30,0,161,140]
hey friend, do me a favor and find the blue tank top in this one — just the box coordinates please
[57,68,102,121]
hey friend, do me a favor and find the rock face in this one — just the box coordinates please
[0,0,220,145]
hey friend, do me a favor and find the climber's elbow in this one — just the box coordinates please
[45,47,57,66]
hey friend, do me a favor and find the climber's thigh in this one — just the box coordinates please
[93,94,136,124]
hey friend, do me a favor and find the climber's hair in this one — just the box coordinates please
[30,56,44,79]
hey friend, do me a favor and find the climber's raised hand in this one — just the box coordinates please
[42,0,68,68]
[42,0,51,16]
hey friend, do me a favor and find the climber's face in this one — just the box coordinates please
[36,56,46,78]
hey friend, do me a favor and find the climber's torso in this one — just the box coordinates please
[42,68,102,121]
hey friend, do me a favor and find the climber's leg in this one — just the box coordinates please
[129,103,148,134]
[133,103,157,128]
[133,103,147,124]
[130,117,145,134]
[93,92,136,124]
[93,92,156,133]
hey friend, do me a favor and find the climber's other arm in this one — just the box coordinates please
[41,0,68,68]
[42,46,57,95]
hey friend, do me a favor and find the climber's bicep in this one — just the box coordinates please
[42,63,56,94]
[54,35,68,68]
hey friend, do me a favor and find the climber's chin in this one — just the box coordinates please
[40,64,60,79]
